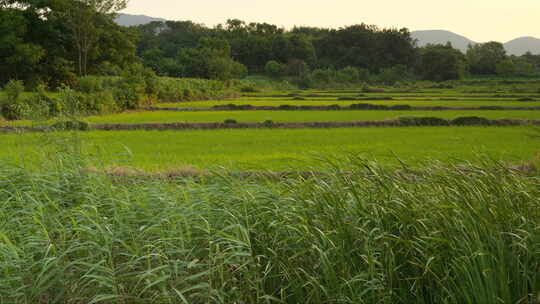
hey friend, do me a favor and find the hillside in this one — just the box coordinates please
[504,37,540,56]
[411,30,476,52]
[412,30,540,55]
[115,13,166,26]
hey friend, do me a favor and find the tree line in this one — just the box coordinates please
[2,1,540,88]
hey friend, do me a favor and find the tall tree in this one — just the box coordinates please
[62,0,128,75]
[417,43,465,81]
[466,42,507,75]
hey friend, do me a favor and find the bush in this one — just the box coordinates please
[362,87,385,93]
[25,84,61,119]
[58,86,82,117]
[240,85,259,93]
[278,104,298,110]
[399,116,450,126]
[328,104,341,110]
[208,57,247,80]
[451,116,492,126]
[77,76,104,94]
[1,80,30,120]
[157,78,234,101]
[264,61,288,78]
[389,105,413,110]
[378,65,411,85]
[311,68,336,84]
[336,66,362,83]
[224,119,238,124]
[349,103,387,110]
[80,91,118,114]
[4,79,24,102]
[263,120,274,126]
[50,119,90,131]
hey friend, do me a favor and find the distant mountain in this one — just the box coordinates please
[504,37,540,56]
[115,13,166,27]
[411,30,476,52]
[411,30,540,56]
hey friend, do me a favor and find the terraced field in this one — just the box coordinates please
[75,110,540,124]
[156,97,540,109]
[1,87,539,171]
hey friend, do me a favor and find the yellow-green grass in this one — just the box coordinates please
[1,126,538,171]
[5,110,540,126]
[157,98,540,109]
[78,110,540,124]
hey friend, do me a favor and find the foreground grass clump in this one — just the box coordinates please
[0,151,539,303]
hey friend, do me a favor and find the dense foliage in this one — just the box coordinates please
[2,1,540,89]
[135,19,540,82]
[0,68,239,120]
[0,0,137,87]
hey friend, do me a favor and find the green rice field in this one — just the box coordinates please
[1,87,540,171]
[80,110,540,124]
[157,97,540,108]
[2,126,537,171]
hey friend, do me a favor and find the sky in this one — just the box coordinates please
[121,0,540,42]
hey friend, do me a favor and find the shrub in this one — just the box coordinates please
[265,61,288,78]
[1,80,31,120]
[240,85,259,93]
[77,76,104,94]
[311,68,336,84]
[80,91,118,114]
[362,87,385,93]
[452,116,492,126]
[57,86,82,117]
[349,103,387,110]
[278,105,298,110]
[378,65,411,85]
[208,57,248,80]
[263,120,274,127]
[25,84,60,120]
[389,105,413,110]
[336,66,362,83]
[50,119,90,131]
[399,116,450,126]
[5,79,24,102]
[517,97,535,102]
[328,104,341,110]
[224,119,237,124]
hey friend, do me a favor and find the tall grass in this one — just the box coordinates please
[0,141,539,303]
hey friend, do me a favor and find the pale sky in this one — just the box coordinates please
[122,0,540,42]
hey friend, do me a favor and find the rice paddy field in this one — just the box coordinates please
[156,97,540,109]
[2,85,540,171]
[1,82,540,303]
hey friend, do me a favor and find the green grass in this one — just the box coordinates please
[72,110,540,124]
[157,97,540,109]
[0,152,539,303]
[8,110,540,127]
[1,126,538,171]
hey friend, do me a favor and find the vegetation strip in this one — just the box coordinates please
[2,118,539,133]
[151,105,540,111]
